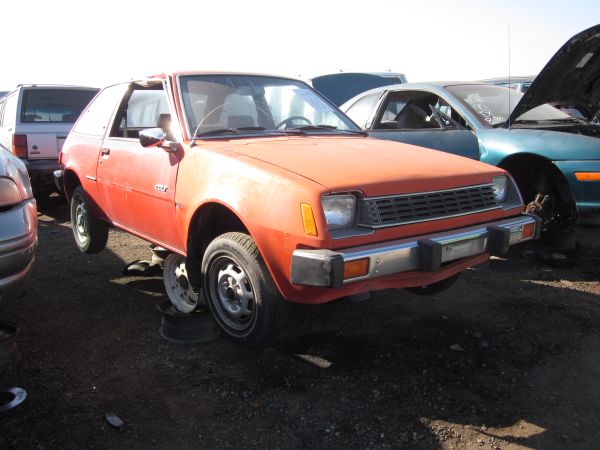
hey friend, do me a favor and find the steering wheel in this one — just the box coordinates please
[277,116,312,129]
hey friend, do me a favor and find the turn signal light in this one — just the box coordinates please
[575,172,600,181]
[343,258,369,280]
[12,134,28,158]
[301,203,318,236]
[522,222,535,239]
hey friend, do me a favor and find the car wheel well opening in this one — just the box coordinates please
[63,170,82,200]
[499,155,577,225]
[186,204,248,289]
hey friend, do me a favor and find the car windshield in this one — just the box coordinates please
[178,75,360,138]
[446,84,576,127]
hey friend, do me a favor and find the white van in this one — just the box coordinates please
[0,85,98,195]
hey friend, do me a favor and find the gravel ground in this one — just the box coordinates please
[1,198,600,449]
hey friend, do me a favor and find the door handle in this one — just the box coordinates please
[101,148,110,155]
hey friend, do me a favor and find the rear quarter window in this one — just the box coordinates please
[72,84,128,136]
[21,88,98,123]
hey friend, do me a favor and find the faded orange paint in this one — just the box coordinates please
[60,72,528,305]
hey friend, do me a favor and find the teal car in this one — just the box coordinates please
[337,24,600,226]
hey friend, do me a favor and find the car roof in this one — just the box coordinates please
[15,84,99,90]
[346,81,487,96]
[479,76,536,84]
[151,71,304,83]
[339,81,501,110]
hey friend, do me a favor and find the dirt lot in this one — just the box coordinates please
[1,198,600,449]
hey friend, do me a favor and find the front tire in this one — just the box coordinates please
[70,186,108,254]
[201,232,285,346]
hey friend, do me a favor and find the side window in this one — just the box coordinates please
[432,98,470,129]
[375,92,442,130]
[374,94,410,129]
[344,94,379,128]
[110,87,170,139]
[73,84,128,136]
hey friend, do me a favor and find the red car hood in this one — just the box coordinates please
[222,136,503,197]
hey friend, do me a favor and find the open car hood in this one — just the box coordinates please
[507,24,600,124]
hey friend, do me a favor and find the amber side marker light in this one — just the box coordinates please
[522,222,535,239]
[301,203,318,236]
[575,172,600,181]
[344,258,370,280]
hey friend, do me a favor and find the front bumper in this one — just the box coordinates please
[291,214,541,287]
[0,199,38,304]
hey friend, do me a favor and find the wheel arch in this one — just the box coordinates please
[498,153,577,223]
[185,202,250,289]
[62,169,82,201]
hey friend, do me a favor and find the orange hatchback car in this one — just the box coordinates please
[56,72,540,345]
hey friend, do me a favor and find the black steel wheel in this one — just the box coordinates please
[70,186,108,254]
[201,232,285,346]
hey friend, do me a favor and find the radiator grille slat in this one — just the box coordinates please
[359,185,499,227]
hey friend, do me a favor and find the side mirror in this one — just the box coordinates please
[139,128,178,152]
[139,128,166,147]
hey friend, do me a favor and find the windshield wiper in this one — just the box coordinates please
[511,119,543,125]
[538,117,589,125]
[191,126,271,144]
[284,125,367,136]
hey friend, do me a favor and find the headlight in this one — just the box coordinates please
[321,194,356,229]
[492,176,507,202]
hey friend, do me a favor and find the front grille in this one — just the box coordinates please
[359,184,499,228]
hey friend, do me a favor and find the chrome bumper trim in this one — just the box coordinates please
[291,214,540,287]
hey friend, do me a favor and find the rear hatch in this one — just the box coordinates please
[18,87,98,160]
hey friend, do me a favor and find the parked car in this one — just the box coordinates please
[480,76,536,93]
[340,24,600,227]
[57,71,539,345]
[0,146,37,305]
[310,72,407,106]
[0,85,99,197]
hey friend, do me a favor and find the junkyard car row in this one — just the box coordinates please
[0,24,598,347]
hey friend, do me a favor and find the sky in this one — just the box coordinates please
[1,0,599,90]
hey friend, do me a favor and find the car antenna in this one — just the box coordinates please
[507,25,512,130]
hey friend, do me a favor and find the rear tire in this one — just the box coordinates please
[70,186,108,254]
[201,232,285,346]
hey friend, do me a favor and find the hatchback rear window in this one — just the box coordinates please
[21,89,98,123]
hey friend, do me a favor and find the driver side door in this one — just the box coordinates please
[96,84,182,250]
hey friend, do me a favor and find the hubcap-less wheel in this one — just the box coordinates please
[74,197,90,247]
[69,186,109,254]
[208,256,256,333]
[163,254,201,313]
